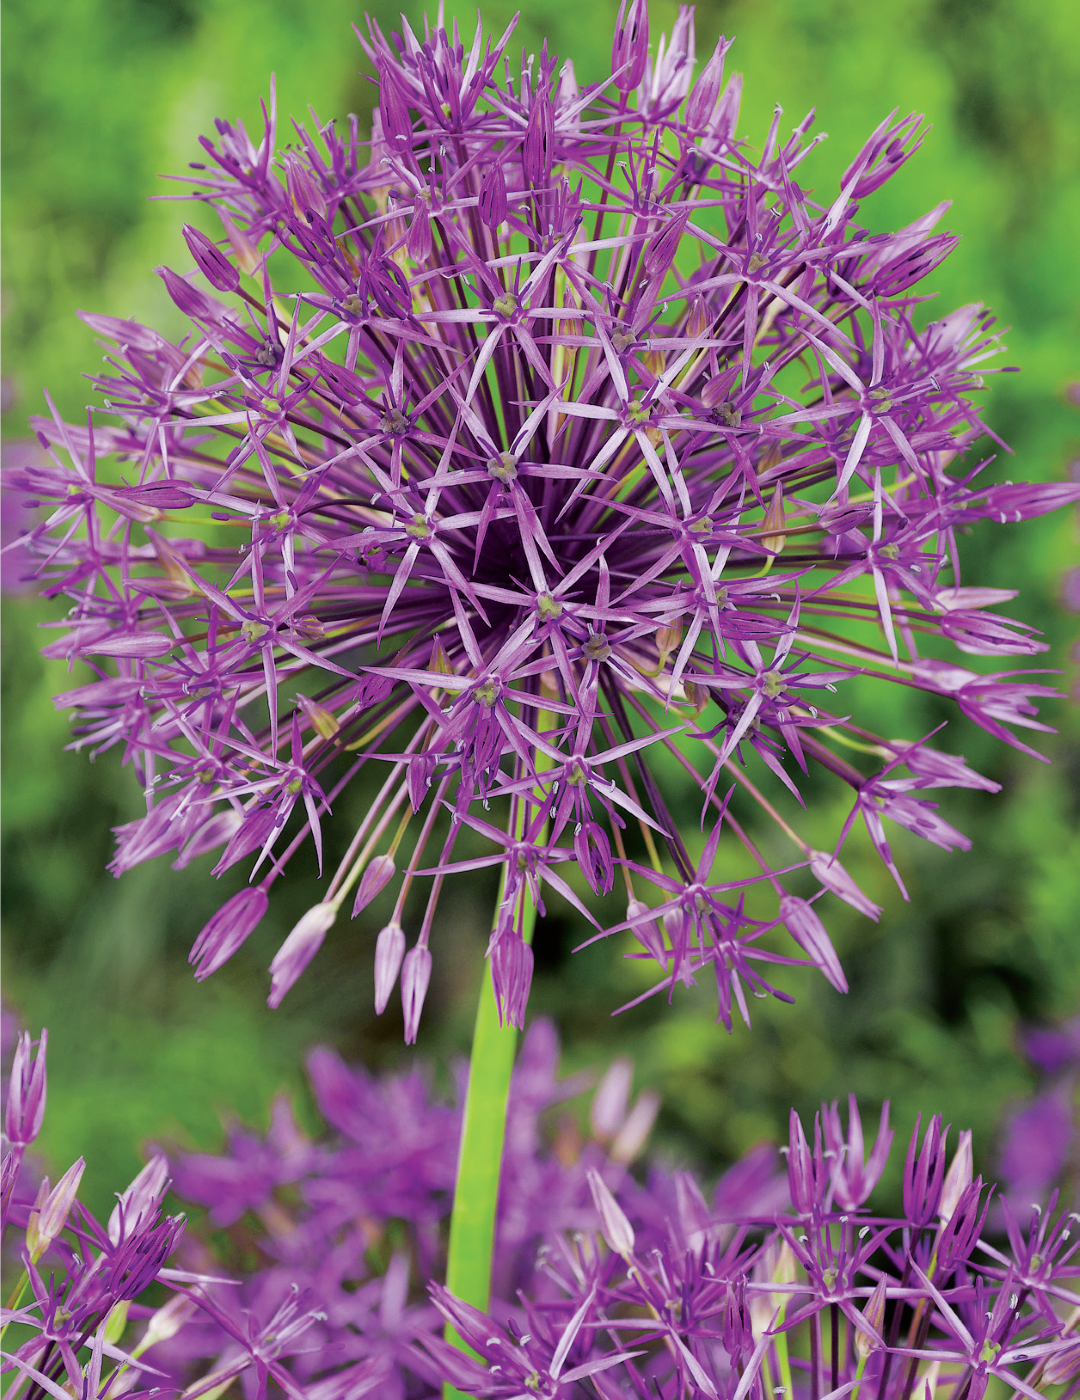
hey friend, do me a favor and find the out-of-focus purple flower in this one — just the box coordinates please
[0,442,45,594]
[8,3,1077,1036]
[1000,1085,1074,1206]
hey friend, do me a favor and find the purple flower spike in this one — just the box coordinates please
[5,1029,48,1147]
[11,1,1077,1030]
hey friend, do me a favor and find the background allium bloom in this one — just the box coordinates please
[11,3,1078,1030]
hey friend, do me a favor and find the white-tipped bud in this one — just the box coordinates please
[854,1277,887,1358]
[27,1158,85,1260]
[586,1168,635,1257]
[939,1128,972,1221]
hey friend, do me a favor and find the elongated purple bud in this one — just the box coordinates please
[401,944,432,1044]
[352,854,396,918]
[282,151,327,221]
[478,163,508,229]
[268,902,337,1008]
[182,225,240,293]
[779,894,848,993]
[684,36,731,130]
[190,886,269,980]
[490,933,533,1029]
[643,211,689,283]
[373,921,406,1014]
[379,64,414,150]
[80,630,175,658]
[5,1029,47,1147]
[406,207,432,262]
[903,1112,948,1226]
[522,92,554,187]
[612,0,649,93]
[586,1168,635,1256]
[27,1158,84,1260]
[574,820,613,896]
[157,266,228,323]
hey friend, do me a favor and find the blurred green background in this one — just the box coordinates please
[2,0,1078,1222]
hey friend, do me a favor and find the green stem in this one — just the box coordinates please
[442,887,539,1399]
[773,1297,794,1400]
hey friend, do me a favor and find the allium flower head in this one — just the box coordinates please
[11,5,1079,1031]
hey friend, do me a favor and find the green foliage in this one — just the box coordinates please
[2,0,1077,1220]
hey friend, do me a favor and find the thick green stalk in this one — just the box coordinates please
[442,882,538,1399]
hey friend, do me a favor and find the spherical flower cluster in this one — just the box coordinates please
[9,2,1079,1031]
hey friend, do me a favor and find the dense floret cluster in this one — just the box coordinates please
[7,3,1079,1031]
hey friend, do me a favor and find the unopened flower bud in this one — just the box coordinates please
[587,1168,635,1257]
[854,1277,888,1358]
[809,851,883,921]
[656,620,683,657]
[27,1158,85,1260]
[401,944,433,1043]
[182,225,240,294]
[478,163,508,229]
[627,900,666,963]
[373,921,406,1013]
[283,152,327,221]
[296,692,341,741]
[352,855,396,918]
[762,483,786,555]
[268,903,337,1009]
[490,933,533,1029]
[939,1128,972,1220]
[6,1029,48,1147]
[779,894,848,993]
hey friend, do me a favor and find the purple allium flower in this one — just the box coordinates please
[9,5,1080,1032]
